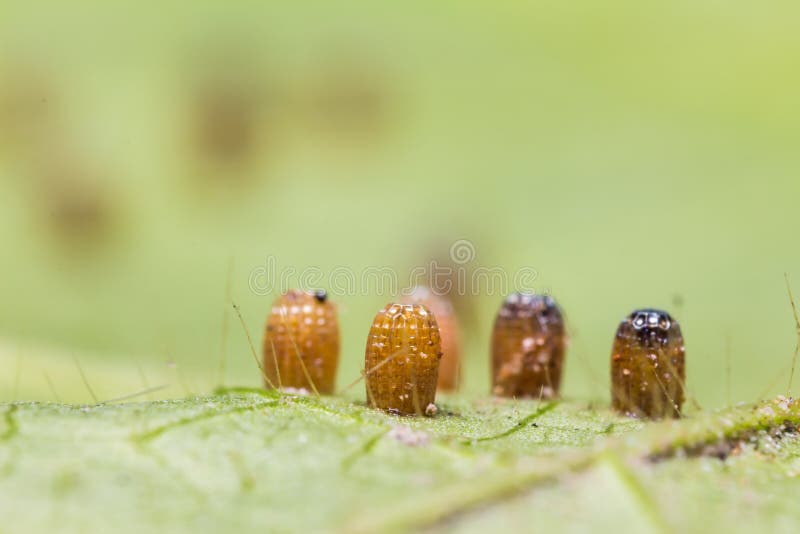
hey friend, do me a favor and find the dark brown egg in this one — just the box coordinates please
[364,303,442,415]
[262,289,339,394]
[611,309,685,419]
[491,293,567,399]
[400,287,462,391]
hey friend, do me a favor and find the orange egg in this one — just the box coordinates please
[364,303,442,415]
[400,287,462,391]
[262,289,339,394]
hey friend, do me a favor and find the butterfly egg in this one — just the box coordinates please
[262,289,340,394]
[611,308,685,419]
[400,286,462,391]
[364,303,442,415]
[491,293,567,399]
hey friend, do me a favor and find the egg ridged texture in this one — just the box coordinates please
[365,303,442,415]
[262,290,340,394]
[400,287,462,391]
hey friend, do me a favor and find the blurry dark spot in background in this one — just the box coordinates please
[672,293,685,311]
[191,77,261,168]
[36,153,118,251]
[178,38,396,194]
[183,45,275,181]
[304,50,390,140]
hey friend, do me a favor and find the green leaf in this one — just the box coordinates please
[1,391,799,533]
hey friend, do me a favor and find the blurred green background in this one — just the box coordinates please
[1,1,798,407]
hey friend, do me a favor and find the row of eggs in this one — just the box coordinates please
[262,288,685,419]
